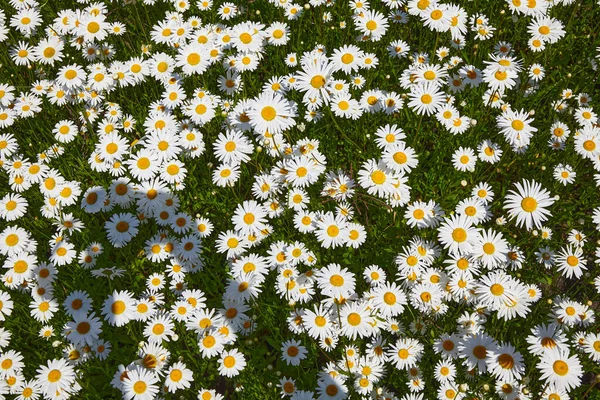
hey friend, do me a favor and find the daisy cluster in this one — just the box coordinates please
[0,0,599,399]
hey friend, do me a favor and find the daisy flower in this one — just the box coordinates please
[11,41,34,66]
[104,213,139,248]
[374,124,406,149]
[5,252,37,285]
[29,296,59,322]
[555,245,587,279]
[285,52,298,67]
[574,107,597,127]
[526,323,569,356]
[281,339,308,366]
[295,55,334,104]
[213,130,254,166]
[583,333,600,362]
[64,313,102,346]
[34,36,64,66]
[101,290,136,327]
[387,338,424,370]
[434,333,460,360]
[459,332,496,373]
[476,271,518,310]
[0,193,27,221]
[452,147,477,172]
[212,164,241,187]
[218,349,246,378]
[477,139,503,163]
[121,366,160,400]
[302,304,334,340]
[35,358,76,399]
[437,214,481,256]
[345,222,367,249]
[176,43,210,75]
[56,64,86,89]
[330,44,363,74]
[315,263,356,299]
[215,230,248,259]
[382,142,419,174]
[553,164,576,185]
[164,361,193,393]
[0,226,32,257]
[472,229,509,269]
[486,342,524,381]
[286,156,320,188]
[456,197,488,224]
[247,91,297,135]
[339,301,374,340]
[0,350,23,379]
[434,359,456,383]
[496,108,538,148]
[529,63,545,81]
[358,159,396,198]
[407,83,445,116]
[528,17,565,44]
[537,349,582,392]
[316,374,348,400]
[574,127,600,160]
[354,9,389,41]
[267,22,289,46]
[503,179,555,230]
[331,93,361,119]
[482,67,518,92]
[144,313,175,343]
[97,132,129,163]
[77,14,108,42]
[371,282,408,318]
[314,213,348,249]
[231,22,265,53]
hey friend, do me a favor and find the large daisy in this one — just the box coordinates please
[537,349,582,393]
[247,91,297,135]
[503,179,555,230]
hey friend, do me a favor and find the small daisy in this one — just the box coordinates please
[281,339,308,366]
[553,164,576,185]
[218,349,246,377]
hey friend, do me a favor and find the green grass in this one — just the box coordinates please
[0,0,600,398]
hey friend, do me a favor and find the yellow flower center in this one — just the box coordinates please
[452,228,467,243]
[223,355,236,368]
[383,292,396,305]
[111,300,127,315]
[511,120,524,131]
[521,197,537,212]
[261,106,277,121]
[347,312,361,326]
[133,381,147,394]
[371,170,386,184]
[566,256,578,266]
[310,75,326,89]
[483,243,495,255]
[490,284,504,296]
[430,10,442,20]
[88,21,100,33]
[552,360,568,376]
[366,20,377,31]
[48,369,61,383]
[187,53,201,66]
